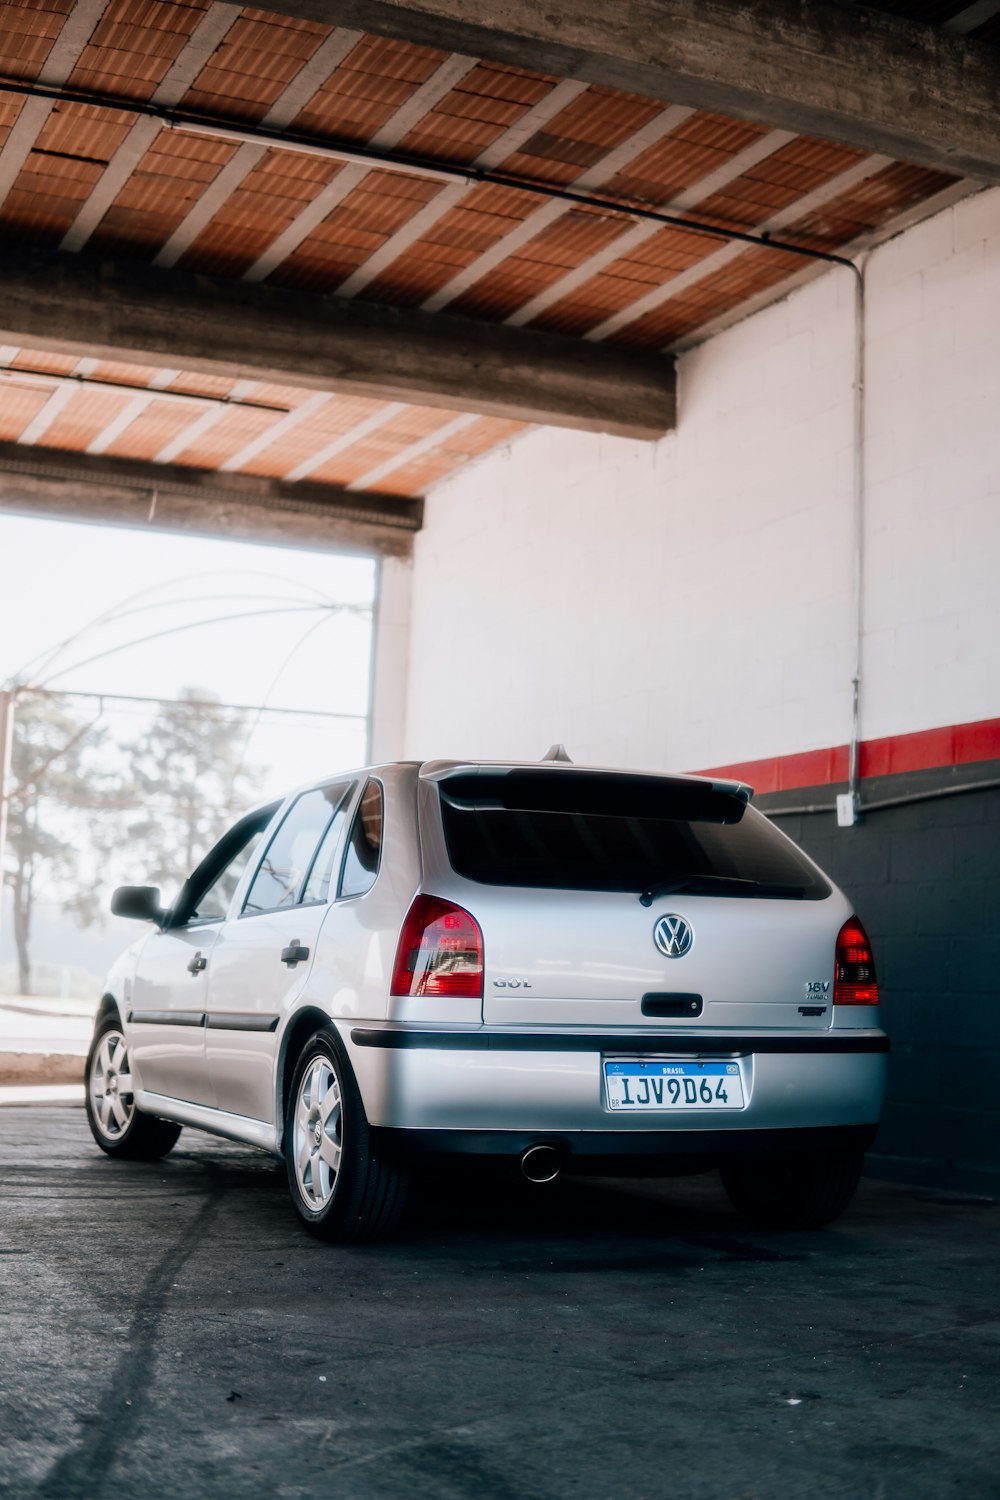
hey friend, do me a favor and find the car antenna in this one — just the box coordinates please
[541,744,573,763]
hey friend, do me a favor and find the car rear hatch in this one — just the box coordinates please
[428,765,840,1032]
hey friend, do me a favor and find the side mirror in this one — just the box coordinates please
[111,885,166,925]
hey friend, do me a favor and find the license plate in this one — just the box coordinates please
[604,1059,745,1111]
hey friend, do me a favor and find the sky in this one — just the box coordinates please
[0,512,377,794]
[0,513,378,989]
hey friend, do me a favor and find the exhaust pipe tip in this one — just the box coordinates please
[520,1144,562,1184]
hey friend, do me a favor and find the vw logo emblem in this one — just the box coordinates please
[654,914,693,958]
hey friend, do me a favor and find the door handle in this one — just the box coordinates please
[281,941,310,968]
[187,951,208,975]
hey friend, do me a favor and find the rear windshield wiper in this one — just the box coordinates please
[638,875,805,906]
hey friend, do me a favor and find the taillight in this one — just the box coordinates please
[390,895,483,999]
[834,916,879,1005]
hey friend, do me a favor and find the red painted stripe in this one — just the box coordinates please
[699,716,1000,795]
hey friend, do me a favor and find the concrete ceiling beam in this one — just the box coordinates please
[254,0,1000,184]
[0,442,422,557]
[0,249,676,442]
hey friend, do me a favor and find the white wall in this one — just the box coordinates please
[369,554,412,763]
[396,187,1000,773]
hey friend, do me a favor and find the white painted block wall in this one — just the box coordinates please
[395,187,1000,774]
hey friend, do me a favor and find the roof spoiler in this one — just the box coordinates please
[439,767,753,824]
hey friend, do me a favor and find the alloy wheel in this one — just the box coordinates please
[293,1056,343,1209]
[89,1030,135,1140]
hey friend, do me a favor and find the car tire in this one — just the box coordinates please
[85,1015,182,1161]
[285,1026,409,1243]
[720,1151,864,1231]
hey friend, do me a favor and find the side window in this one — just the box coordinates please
[177,805,280,926]
[339,780,383,899]
[301,781,354,904]
[194,829,267,922]
[243,787,343,917]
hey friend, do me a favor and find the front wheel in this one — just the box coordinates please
[85,1016,182,1161]
[285,1027,408,1242]
[720,1151,864,1230]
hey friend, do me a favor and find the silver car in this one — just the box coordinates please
[86,758,887,1240]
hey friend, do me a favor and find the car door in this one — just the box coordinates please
[128,807,276,1107]
[204,780,355,1122]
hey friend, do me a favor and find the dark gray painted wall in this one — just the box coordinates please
[765,770,1000,1197]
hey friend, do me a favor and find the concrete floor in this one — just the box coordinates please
[1,1109,997,1500]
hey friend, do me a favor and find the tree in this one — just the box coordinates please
[2,694,118,994]
[123,688,264,901]
[1,687,266,995]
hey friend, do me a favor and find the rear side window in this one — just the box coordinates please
[244,785,346,915]
[438,769,828,899]
[340,780,383,898]
[301,782,354,903]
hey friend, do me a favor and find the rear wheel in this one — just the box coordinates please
[85,1016,182,1161]
[720,1151,864,1230]
[285,1026,408,1243]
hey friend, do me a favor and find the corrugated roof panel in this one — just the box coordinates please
[0,386,50,441]
[113,0,207,25]
[613,244,811,349]
[0,192,74,242]
[527,234,721,336]
[614,225,723,276]
[260,170,445,290]
[439,414,527,458]
[167,371,246,399]
[446,61,554,108]
[172,149,342,276]
[444,209,631,319]
[37,101,131,162]
[494,86,665,187]
[449,266,570,321]
[347,255,472,307]
[373,455,460,495]
[401,115,507,161]
[352,181,548,304]
[750,136,867,186]
[224,11,327,60]
[544,87,664,150]
[103,394,199,459]
[242,381,305,409]
[695,138,873,227]
[266,251,364,293]
[294,33,450,141]
[175,10,329,122]
[507,208,628,266]
[411,83,526,130]
[0,3,68,81]
[244,394,394,478]
[338,33,448,86]
[70,49,180,97]
[88,129,243,255]
[372,415,527,495]
[37,387,138,451]
[67,0,212,101]
[90,360,162,384]
[171,403,291,470]
[604,116,769,203]
[695,175,806,227]
[11,350,80,376]
[305,405,463,486]
[795,161,958,237]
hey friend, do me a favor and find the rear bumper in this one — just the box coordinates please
[373,1122,880,1170]
[341,1024,888,1139]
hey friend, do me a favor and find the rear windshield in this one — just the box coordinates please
[437,769,829,900]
